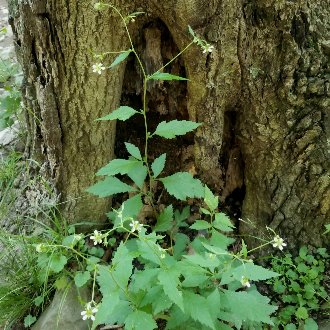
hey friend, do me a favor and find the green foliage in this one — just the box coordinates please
[268,246,329,328]
[0,58,22,129]
[152,120,201,139]
[96,105,139,121]
[12,4,317,329]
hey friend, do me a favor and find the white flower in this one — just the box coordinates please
[129,220,143,233]
[202,44,214,53]
[36,244,45,253]
[90,230,103,245]
[81,302,98,321]
[92,63,106,74]
[272,235,287,250]
[241,276,251,288]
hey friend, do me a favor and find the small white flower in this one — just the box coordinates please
[241,276,251,288]
[81,302,98,321]
[272,235,287,250]
[92,63,106,74]
[202,44,214,53]
[90,230,103,245]
[36,244,44,253]
[129,220,143,233]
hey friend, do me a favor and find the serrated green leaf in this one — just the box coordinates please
[184,253,220,269]
[210,229,235,249]
[190,220,212,230]
[109,50,131,69]
[223,290,277,325]
[96,105,139,121]
[173,233,190,259]
[49,254,67,273]
[213,213,234,232]
[125,142,142,160]
[183,291,215,329]
[127,161,147,189]
[96,158,141,176]
[148,72,188,81]
[74,271,91,288]
[154,205,173,232]
[151,153,166,178]
[207,289,221,320]
[125,310,157,330]
[130,268,160,293]
[295,306,308,320]
[324,224,330,234]
[24,315,37,328]
[86,176,135,197]
[93,294,133,327]
[160,172,204,200]
[158,268,184,311]
[231,263,280,282]
[153,120,201,139]
[204,185,218,211]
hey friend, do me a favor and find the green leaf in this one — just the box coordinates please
[184,253,220,269]
[173,233,190,259]
[183,291,215,329]
[324,224,330,234]
[154,205,173,232]
[49,254,67,273]
[158,268,184,311]
[304,318,318,330]
[109,50,131,69]
[74,271,91,288]
[295,306,309,320]
[24,314,37,328]
[213,213,234,232]
[231,263,280,282]
[190,220,212,230]
[204,185,218,211]
[207,289,221,320]
[153,120,201,139]
[96,158,141,176]
[96,105,139,121]
[148,72,188,81]
[151,153,166,178]
[188,25,196,39]
[160,172,204,200]
[127,161,148,189]
[130,268,160,293]
[222,290,277,325]
[86,176,135,197]
[125,310,157,330]
[125,142,142,160]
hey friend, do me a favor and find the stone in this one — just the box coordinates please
[32,284,92,330]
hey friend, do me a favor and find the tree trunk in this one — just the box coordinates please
[9,0,329,247]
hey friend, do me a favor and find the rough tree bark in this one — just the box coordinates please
[8,0,329,247]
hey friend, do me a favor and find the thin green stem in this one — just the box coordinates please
[154,40,194,75]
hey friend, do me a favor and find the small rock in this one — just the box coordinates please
[0,121,20,146]
[32,284,92,330]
